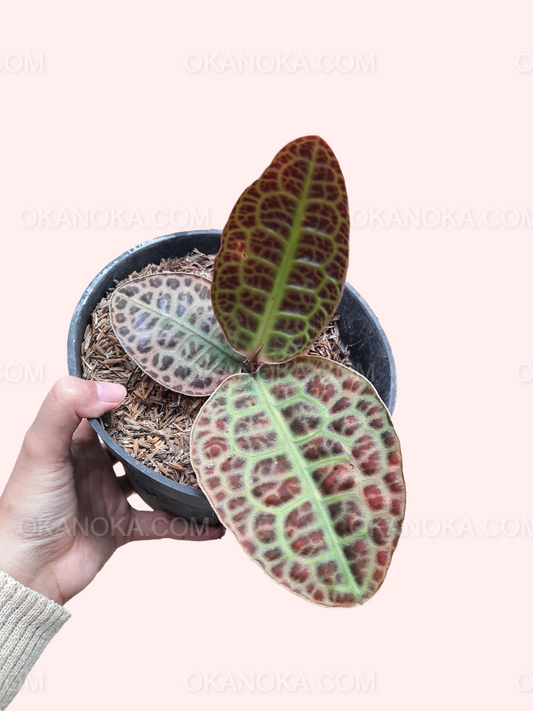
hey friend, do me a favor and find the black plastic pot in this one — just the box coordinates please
[67,230,397,524]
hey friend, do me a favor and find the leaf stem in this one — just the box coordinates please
[246,344,264,373]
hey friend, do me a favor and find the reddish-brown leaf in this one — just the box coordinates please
[212,136,350,364]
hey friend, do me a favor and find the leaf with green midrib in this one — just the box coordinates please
[110,272,244,396]
[191,356,405,607]
[212,136,350,364]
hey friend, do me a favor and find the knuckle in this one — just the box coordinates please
[50,376,92,415]
[51,376,79,404]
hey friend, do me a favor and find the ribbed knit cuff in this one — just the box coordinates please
[0,571,70,710]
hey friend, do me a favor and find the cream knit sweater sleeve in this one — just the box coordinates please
[0,571,70,710]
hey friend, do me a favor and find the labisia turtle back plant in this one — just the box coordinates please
[110,136,406,608]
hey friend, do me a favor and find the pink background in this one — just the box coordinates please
[1,0,532,708]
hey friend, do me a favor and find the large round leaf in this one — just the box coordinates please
[211,136,350,364]
[110,273,244,396]
[191,356,405,607]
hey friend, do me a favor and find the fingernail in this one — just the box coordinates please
[96,382,127,403]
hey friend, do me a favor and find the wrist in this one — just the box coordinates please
[0,544,63,605]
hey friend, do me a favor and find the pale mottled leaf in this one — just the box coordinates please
[110,273,244,396]
[191,356,405,607]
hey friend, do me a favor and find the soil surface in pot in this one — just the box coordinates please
[81,250,351,488]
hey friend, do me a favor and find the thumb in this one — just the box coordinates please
[23,376,126,467]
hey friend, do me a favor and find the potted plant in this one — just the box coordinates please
[68,136,405,607]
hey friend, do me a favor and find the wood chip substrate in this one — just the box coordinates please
[81,249,352,488]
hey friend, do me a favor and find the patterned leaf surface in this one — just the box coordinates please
[191,356,405,607]
[212,136,350,364]
[110,273,244,396]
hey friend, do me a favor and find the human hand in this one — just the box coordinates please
[0,377,224,605]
